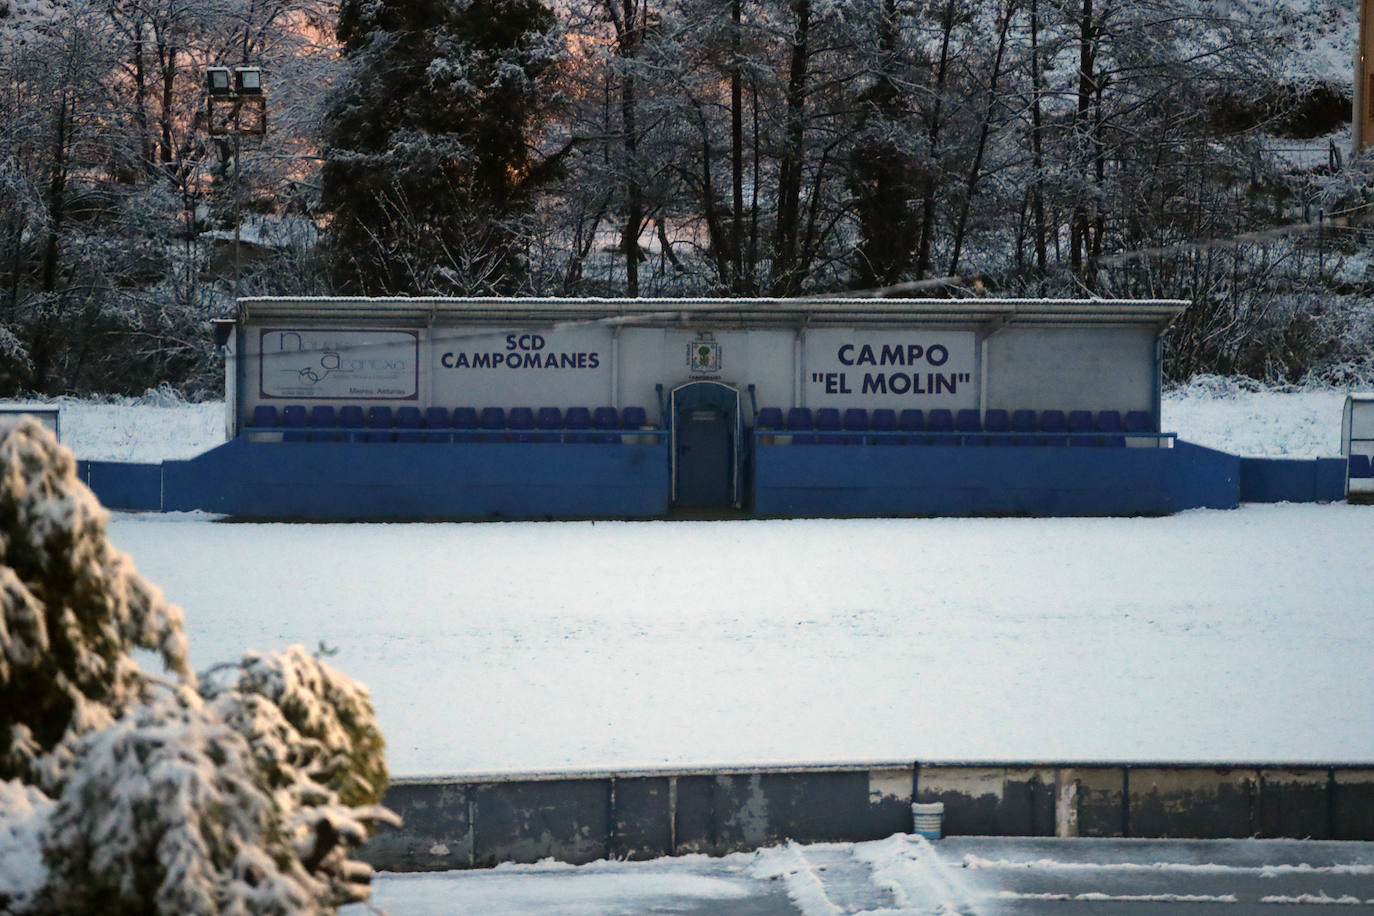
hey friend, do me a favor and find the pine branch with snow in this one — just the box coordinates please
[0,417,192,793]
[0,419,395,914]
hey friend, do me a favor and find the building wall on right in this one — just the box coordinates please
[983,325,1156,415]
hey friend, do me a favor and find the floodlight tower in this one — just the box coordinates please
[204,66,267,300]
[1357,0,1374,153]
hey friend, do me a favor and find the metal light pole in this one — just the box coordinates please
[205,66,266,301]
[1356,0,1374,155]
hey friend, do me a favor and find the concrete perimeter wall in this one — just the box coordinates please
[361,762,1374,872]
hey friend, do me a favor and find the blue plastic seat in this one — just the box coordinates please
[1038,409,1066,447]
[926,408,955,444]
[955,408,983,445]
[338,405,365,441]
[841,408,868,444]
[250,405,278,428]
[478,407,506,442]
[1350,454,1373,479]
[1124,410,1154,433]
[869,408,897,444]
[815,407,843,444]
[281,405,308,442]
[1096,410,1125,447]
[307,405,337,442]
[564,406,592,443]
[787,407,814,444]
[423,407,451,442]
[507,407,535,442]
[447,407,476,442]
[621,406,647,428]
[395,406,424,442]
[1010,409,1038,446]
[897,409,924,445]
[756,407,784,430]
[984,409,1010,446]
[365,406,394,443]
[443,407,472,442]
[592,407,619,443]
[1068,410,1096,447]
[534,407,562,442]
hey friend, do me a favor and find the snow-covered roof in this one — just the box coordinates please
[236,296,1191,329]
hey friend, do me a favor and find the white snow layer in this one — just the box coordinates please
[6,381,1374,776]
[105,502,1374,776]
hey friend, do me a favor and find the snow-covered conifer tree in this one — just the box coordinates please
[0,419,395,914]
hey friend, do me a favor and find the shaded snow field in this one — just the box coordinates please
[6,379,1373,775]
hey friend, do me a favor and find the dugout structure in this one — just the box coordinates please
[139,295,1264,520]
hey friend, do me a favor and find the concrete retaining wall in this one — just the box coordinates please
[360,762,1374,871]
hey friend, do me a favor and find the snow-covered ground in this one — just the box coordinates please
[345,836,1374,915]
[7,381,1374,912]
[107,502,1374,775]
[10,378,1370,775]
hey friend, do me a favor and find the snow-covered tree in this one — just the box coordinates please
[321,0,565,295]
[0,419,394,915]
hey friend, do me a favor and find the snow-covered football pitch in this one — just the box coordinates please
[108,502,1374,777]
[26,380,1370,776]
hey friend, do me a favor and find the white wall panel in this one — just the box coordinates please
[984,326,1154,412]
[800,329,978,409]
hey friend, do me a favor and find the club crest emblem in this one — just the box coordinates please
[688,333,722,374]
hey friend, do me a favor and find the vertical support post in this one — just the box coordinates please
[1356,0,1374,155]
[233,132,241,301]
[1055,768,1079,837]
[1152,335,1163,438]
[610,326,620,408]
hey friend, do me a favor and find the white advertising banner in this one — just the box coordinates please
[802,329,977,408]
[429,325,613,407]
[259,328,419,400]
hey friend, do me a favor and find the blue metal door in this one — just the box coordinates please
[670,381,741,508]
[676,407,732,507]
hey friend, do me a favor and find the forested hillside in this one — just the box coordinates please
[0,0,1370,397]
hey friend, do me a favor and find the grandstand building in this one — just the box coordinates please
[77,296,1350,518]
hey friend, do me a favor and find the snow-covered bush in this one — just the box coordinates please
[0,419,395,914]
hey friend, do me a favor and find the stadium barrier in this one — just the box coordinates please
[360,761,1374,872]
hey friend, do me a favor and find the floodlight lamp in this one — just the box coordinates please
[206,67,232,95]
[235,67,263,94]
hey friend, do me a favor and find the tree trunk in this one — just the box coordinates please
[914,0,957,279]
[618,0,644,296]
[1070,0,1095,285]
[1029,0,1047,274]
[157,33,176,164]
[772,0,810,295]
[947,0,1014,277]
[730,0,745,292]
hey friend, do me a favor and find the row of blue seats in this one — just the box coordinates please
[755,407,1157,446]
[247,404,653,443]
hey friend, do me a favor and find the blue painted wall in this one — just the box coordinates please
[752,441,1240,517]
[158,439,673,520]
[78,439,1355,520]
[80,461,162,511]
[1238,456,1347,503]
